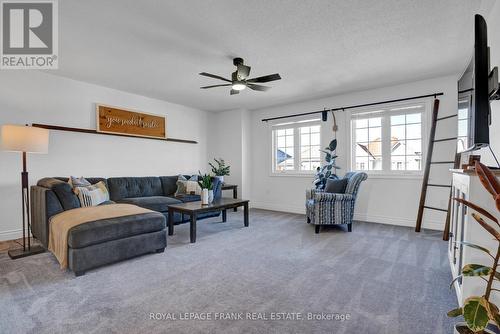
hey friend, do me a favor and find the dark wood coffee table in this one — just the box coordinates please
[167,198,249,243]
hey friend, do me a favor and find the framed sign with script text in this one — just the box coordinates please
[96,104,167,139]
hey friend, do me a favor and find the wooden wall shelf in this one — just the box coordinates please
[32,123,198,144]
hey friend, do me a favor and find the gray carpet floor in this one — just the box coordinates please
[0,209,457,334]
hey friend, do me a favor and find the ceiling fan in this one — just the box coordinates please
[199,58,281,95]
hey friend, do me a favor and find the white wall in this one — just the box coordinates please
[0,71,209,241]
[207,109,253,199]
[249,76,459,230]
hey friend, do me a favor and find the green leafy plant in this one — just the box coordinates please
[197,172,213,190]
[209,158,230,176]
[447,161,500,333]
[313,139,340,189]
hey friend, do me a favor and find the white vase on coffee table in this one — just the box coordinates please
[201,188,209,205]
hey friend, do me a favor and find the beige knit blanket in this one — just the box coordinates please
[48,204,154,269]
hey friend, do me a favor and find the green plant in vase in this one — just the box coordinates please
[313,139,340,190]
[198,172,214,205]
[448,161,500,334]
[209,158,230,184]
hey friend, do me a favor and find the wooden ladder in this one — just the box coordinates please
[415,98,460,240]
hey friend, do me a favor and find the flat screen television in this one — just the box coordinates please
[457,14,492,152]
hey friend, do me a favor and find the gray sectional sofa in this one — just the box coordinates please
[31,175,222,276]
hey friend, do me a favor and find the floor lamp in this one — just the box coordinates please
[1,124,49,259]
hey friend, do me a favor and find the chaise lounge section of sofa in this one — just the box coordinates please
[31,175,222,276]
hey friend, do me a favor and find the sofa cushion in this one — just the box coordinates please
[159,176,178,196]
[67,212,166,249]
[107,177,164,201]
[52,182,81,210]
[117,196,182,212]
[54,177,108,188]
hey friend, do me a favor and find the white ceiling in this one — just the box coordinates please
[53,0,494,112]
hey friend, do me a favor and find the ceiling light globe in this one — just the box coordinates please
[232,82,246,91]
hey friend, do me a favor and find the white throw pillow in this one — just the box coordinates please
[185,180,202,195]
[74,181,110,207]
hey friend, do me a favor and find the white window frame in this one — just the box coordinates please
[348,100,429,178]
[457,94,471,152]
[270,118,322,176]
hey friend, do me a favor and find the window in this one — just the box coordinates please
[351,103,426,174]
[390,112,422,171]
[457,97,470,152]
[272,119,321,174]
[353,116,382,171]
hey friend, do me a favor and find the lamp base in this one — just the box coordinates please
[8,245,45,259]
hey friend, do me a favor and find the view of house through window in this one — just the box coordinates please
[351,103,425,174]
[390,111,422,170]
[272,120,321,173]
[274,128,294,171]
[354,117,382,171]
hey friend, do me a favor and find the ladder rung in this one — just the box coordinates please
[427,184,452,188]
[423,205,448,212]
[433,137,457,143]
[430,161,455,164]
[436,114,458,121]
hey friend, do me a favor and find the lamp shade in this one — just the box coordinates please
[1,125,49,154]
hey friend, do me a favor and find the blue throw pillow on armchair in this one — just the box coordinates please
[324,178,348,193]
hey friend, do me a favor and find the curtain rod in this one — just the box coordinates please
[261,92,444,122]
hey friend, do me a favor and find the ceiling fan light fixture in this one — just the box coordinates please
[232,81,246,91]
[199,58,281,94]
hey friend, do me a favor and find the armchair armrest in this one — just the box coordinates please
[306,188,318,201]
[314,192,354,202]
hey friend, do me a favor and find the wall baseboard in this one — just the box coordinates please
[353,213,443,231]
[250,201,444,231]
[0,229,23,242]
[251,201,305,215]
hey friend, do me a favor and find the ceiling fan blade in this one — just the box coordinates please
[199,72,232,83]
[247,73,281,83]
[237,64,251,79]
[230,89,239,95]
[248,83,270,91]
[200,84,232,89]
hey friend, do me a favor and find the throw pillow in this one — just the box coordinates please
[68,176,91,188]
[53,181,81,210]
[324,178,348,193]
[185,180,202,195]
[74,181,110,207]
[175,175,200,196]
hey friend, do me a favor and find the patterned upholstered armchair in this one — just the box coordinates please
[306,172,368,233]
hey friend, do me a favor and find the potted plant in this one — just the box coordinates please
[209,158,230,184]
[198,173,214,205]
[448,161,500,334]
[313,139,341,189]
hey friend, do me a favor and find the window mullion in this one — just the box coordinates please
[382,114,391,172]
[294,126,300,171]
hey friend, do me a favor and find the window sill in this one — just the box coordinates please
[269,172,423,180]
[361,173,424,180]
